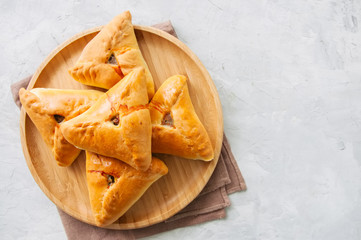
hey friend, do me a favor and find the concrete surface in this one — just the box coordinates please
[1,0,361,239]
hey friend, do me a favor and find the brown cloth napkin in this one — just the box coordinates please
[12,21,246,239]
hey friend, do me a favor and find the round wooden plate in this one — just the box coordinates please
[20,25,223,229]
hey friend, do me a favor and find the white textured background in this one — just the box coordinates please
[1,0,361,239]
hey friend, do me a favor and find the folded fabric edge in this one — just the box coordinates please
[199,152,231,196]
[11,75,32,109]
[58,206,227,240]
[132,208,226,239]
[151,20,178,38]
[223,133,248,192]
[165,186,230,223]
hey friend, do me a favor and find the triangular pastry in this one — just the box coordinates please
[68,11,154,99]
[86,151,168,226]
[149,75,214,161]
[19,88,103,166]
[61,68,152,171]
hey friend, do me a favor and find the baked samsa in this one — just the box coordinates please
[149,75,214,161]
[86,151,168,226]
[61,68,152,171]
[68,11,154,99]
[19,88,103,166]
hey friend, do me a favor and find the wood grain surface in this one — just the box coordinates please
[19,25,223,229]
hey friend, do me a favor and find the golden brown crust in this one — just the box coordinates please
[86,151,168,226]
[149,75,214,161]
[60,68,152,171]
[68,11,154,99]
[19,88,103,166]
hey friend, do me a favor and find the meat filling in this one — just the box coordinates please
[107,53,118,65]
[161,112,174,127]
[54,114,65,123]
[111,115,119,126]
[107,175,115,187]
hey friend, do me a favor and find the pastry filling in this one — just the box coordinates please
[111,114,120,126]
[106,54,124,78]
[107,175,115,187]
[54,114,65,123]
[88,170,118,187]
[161,112,174,126]
[107,53,118,65]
